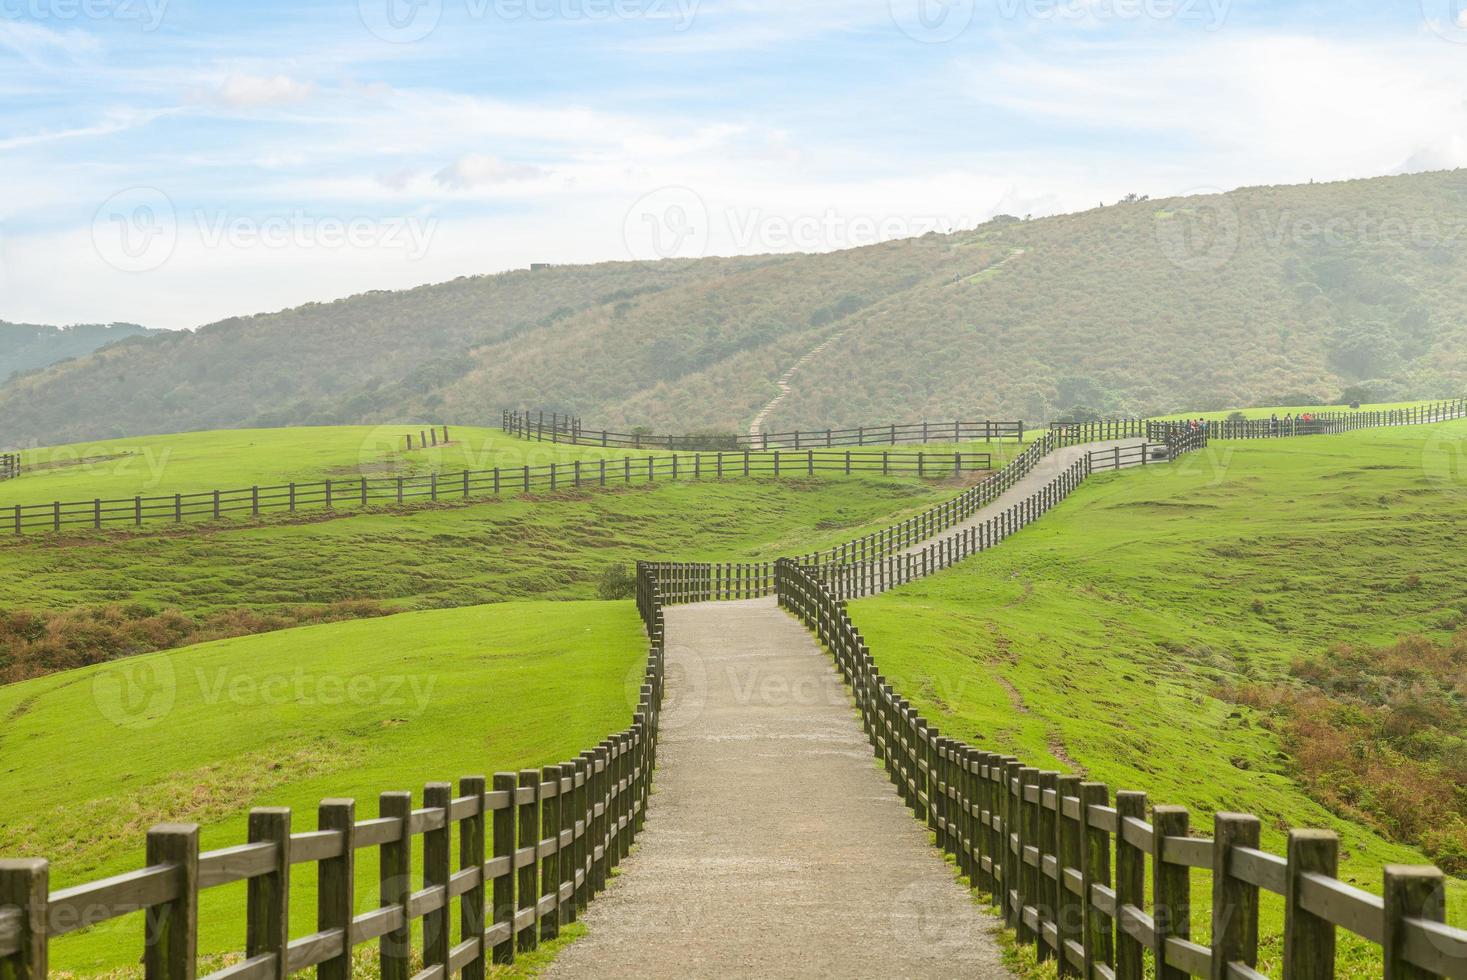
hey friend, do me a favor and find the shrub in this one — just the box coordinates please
[596,564,637,600]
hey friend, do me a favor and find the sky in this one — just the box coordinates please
[3,0,1467,329]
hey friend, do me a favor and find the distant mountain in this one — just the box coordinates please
[3,169,1467,445]
[0,321,162,382]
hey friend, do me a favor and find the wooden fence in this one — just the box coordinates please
[642,432,1204,605]
[2,449,990,535]
[503,410,1026,449]
[775,556,1467,979]
[0,569,668,980]
[1059,400,1467,444]
[638,430,1199,604]
[0,454,17,482]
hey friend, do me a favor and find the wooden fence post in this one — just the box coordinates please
[1283,829,1336,979]
[516,770,540,953]
[144,823,199,980]
[1055,775,1082,976]
[459,777,488,980]
[423,783,453,972]
[558,762,578,925]
[1080,782,1114,977]
[1114,791,1147,980]
[491,773,517,964]
[1211,813,1260,980]
[540,766,561,942]
[245,808,290,979]
[379,791,413,980]
[0,859,47,980]
[317,800,355,980]
[1037,770,1059,962]
[1383,866,1446,980]
[1152,805,1190,980]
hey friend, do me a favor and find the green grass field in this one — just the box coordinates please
[0,600,647,973]
[0,425,1021,511]
[848,421,1467,973]
[0,474,980,615]
[0,425,675,507]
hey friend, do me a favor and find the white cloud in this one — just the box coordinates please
[964,33,1467,188]
[202,73,317,109]
[433,154,547,188]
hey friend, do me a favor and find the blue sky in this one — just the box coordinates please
[3,0,1466,328]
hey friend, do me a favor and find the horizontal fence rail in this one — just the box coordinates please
[775,556,1467,980]
[0,569,668,980]
[503,410,1026,450]
[1,450,989,536]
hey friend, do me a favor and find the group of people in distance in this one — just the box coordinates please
[1268,411,1317,435]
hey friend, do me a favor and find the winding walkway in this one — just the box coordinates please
[895,437,1147,558]
[544,598,1010,979]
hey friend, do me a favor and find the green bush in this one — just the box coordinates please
[596,564,637,600]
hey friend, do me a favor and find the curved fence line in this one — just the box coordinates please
[0,565,667,979]
[775,556,1467,979]
[503,409,1026,449]
[2,449,991,535]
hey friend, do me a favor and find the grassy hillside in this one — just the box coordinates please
[0,424,668,507]
[5,171,1467,443]
[0,258,767,444]
[0,321,161,381]
[0,601,647,973]
[846,421,1467,973]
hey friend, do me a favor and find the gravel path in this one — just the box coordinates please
[544,598,1011,979]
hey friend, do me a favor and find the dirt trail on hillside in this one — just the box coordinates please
[543,598,1010,979]
[747,332,847,437]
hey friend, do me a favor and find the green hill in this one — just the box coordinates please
[0,320,160,381]
[5,170,1467,443]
